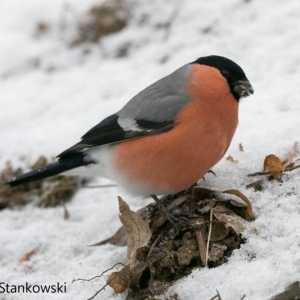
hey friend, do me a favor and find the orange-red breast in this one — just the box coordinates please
[7,55,254,197]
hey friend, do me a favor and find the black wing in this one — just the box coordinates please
[58,114,173,157]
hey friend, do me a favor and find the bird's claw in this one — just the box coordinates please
[151,195,190,230]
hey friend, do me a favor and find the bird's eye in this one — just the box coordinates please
[221,70,231,78]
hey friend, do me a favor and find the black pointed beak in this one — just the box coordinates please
[234,80,254,98]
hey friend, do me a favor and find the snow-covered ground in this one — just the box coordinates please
[1,0,300,299]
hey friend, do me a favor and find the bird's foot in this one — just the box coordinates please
[151,194,190,230]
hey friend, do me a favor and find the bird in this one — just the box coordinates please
[7,55,254,201]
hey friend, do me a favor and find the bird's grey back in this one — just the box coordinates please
[118,64,192,123]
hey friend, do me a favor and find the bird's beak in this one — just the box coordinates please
[234,80,254,98]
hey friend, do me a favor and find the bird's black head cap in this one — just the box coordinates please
[193,55,253,101]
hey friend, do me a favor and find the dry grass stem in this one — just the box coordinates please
[205,208,214,267]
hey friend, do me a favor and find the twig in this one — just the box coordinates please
[2,184,116,203]
[248,163,300,177]
[284,164,300,172]
[248,143,299,177]
[247,170,271,177]
[86,283,109,300]
[73,263,127,300]
[240,295,246,300]
[72,263,126,283]
[205,208,214,267]
[86,265,130,300]
[209,289,222,300]
[62,201,70,220]
[147,230,164,258]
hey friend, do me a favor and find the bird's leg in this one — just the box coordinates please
[151,194,190,228]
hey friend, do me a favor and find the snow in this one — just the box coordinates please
[1,0,300,299]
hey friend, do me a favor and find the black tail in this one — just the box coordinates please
[6,153,93,187]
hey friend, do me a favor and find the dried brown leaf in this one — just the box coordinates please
[90,226,127,247]
[191,187,215,199]
[150,216,167,233]
[167,195,189,211]
[118,196,152,267]
[189,218,207,266]
[264,154,282,178]
[213,204,245,235]
[226,154,239,163]
[92,204,150,246]
[210,222,229,241]
[246,179,264,192]
[230,199,247,207]
[223,189,255,220]
[214,191,247,206]
[107,268,130,294]
[18,248,38,265]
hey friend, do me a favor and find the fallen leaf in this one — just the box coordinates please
[229,199,247,207]
[92,204,150,246]
[102,186,251,298]
[18,248,38,265]
[263,154,282,178]
[223,189,255,220]
[191,187,215,199]
[214,192,247,206]
[210,222,229,241]
[246,179,264,192]
[189,218,207,266]
[118,196,152,267]
[90,226,127,247]
[167,195,189,211]
[248,142,300,178]
[213,203,245,235]
[239,143,244,152]
[107,268,130,294]
[226,154,239,163]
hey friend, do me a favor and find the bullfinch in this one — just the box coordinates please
[7,55,254,199]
